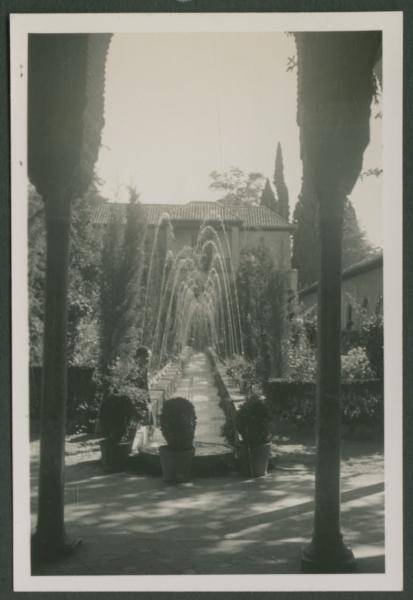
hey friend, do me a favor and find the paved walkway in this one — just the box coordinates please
[171,351,225,444]
[30,352,385,576]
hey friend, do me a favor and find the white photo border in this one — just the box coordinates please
[10,10,403,592]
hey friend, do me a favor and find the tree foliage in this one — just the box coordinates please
[273,143,290,221]
[28,184,46,365]
[260,178,278,212]
[67,181,104,366]
[361,309,383,381]
[237,243,286,380]
[342,199,374,268]
[99,188,146,372]
[28,181,103,366]
[291,183,320,288]
[209,167,265,206]
[292,178,374,287]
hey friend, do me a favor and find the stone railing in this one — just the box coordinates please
[206,348,247,447]
[207,351,383,443]
[133,347,195,452]
[149,346,195,424]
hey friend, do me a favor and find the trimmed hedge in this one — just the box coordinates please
[264,378,383,439]
[30,366,97,432]
[30,352,189,434]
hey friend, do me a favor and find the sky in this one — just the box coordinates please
[96,32,383,247]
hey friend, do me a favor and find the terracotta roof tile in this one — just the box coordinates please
[92,201,290,230]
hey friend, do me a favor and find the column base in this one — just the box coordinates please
[301,535,356,573]
[31,531,82,565]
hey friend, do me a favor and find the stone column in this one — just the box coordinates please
[295,31,381,573]
[301,188,355,572]
[29,34,111,562]
[34,196,75,559]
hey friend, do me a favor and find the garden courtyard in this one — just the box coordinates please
[26,31,388,580]
[30,352,384,576]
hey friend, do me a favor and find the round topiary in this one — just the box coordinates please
[236,396,272,448]
[160,396,197,451]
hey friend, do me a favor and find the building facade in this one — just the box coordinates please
[93,200,295,273]
[299,252,383,331]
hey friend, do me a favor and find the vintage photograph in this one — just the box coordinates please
[10,11,403,592]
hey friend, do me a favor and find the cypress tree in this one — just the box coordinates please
[99,187,147,371]
[99,206,124,371]
[292,181,321,287]
[260,178,278,212]
[292,178,373,288]
[342,198,373,268]
[273,142,290,221]
[115,188,146,353]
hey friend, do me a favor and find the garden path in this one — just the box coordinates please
[173,351,225,445]
[29,353,385,577]
[30,435,384,576]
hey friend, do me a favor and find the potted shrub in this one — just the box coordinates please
[236,395,272,477]
[98,356,151,471]
[159,396,197,483]
[99,383,148,472]
[99,393,135,472]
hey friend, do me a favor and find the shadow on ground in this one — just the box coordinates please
[31,435,384,576]
[30,353,384,576]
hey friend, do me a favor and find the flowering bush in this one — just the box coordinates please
[361,311,383,381]
[224,355,248,386]
[342,390,382,426]
[224,355,262,396]
[341,346,374,381]
[283,316,317,382]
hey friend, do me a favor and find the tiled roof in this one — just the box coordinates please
[299,251,383,297]
[342,251,383,281]
[233,205,288,229]
[92,201,291,230]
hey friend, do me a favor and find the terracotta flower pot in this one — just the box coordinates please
[159,445,195,483]
[238,442,271,477]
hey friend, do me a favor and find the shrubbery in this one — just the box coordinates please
[361,311,383,381]
[69,397,101,435]
[236,244,286,380]
[342,390,382,426]
[266,379,383,435]
[281,304,383,384]
[236,395,272,447]
[341,346,374,381]
[224,355,263,396]
[283,316,317,382]
[160,396,197,451]
[97,356,150,442]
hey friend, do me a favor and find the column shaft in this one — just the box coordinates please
[302,192,355,571]
[35,203,72,556]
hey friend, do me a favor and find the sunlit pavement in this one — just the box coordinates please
[168,351,226,445]
[30,353,384,575]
